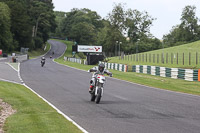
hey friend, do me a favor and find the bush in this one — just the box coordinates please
[77,52,86,59]
[34,37,43,49]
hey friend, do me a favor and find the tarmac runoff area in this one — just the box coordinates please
[0,62,21,84]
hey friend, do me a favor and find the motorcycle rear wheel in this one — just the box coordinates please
[90,91,96,102]
[41,62,45,67]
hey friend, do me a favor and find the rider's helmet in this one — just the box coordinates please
[98,63,105,72]
[42,56,45,60]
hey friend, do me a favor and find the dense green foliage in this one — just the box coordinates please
[59,8,103,45]
[163,5,200,47]
[52,11,66,38]
[0,2,13,51]
[53,3,161,55]
[53,4,200,56]
[0,0,56,52]
[2,1,200,54]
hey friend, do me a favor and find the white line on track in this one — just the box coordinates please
[19,43,89,133]
[18,63,24,84]
[6,62,18,72]
[6,62,24,84]
[0,75,89,133]
[22,83,89,133]
[0,78,22,85]
[1,43,89,133]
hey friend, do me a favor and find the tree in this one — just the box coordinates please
[53,3,159,55]
[126,9,155,43]
[0,0,56,51]
[107,3,126,34]
[52,11,66,38]
[180,5,199,41]
[28,0,56,48]
[0,2,13,51]
[106,3,157,54]
[61,8,103,45]
[0,0,33,50]
[97,20,125,54]
[71,22,96,45]
[163,5,200,46]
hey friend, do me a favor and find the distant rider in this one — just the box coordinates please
[88,63,112,93]
[41,56,45,63]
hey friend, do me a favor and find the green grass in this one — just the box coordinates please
[52,39,86,59]
[109,40,200,69]
[56,40,74,57]
[53,40,94,69]
[54,39,200,96]
[53,39,87,65]
[56,58,94,70]
[28,42,51,59]
[110,70,200,95]
[0,81,82,133]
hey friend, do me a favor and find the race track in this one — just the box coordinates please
[20,40,200,133]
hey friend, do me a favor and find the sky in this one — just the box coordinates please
[52,0,200,39]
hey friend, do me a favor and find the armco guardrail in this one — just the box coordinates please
[64,56,82,64]
[132,65,199,82]
[17,54,28,62]
[10,54,28,62]
[99,61,128,72]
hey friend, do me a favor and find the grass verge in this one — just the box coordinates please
[0,81,82,133]
[109,40,200,69]
[54,39,200,96]
[28,42,51,59]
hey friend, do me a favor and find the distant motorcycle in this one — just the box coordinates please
[41,56,45,67]
[41,60,45,67]
[90,73,106,104]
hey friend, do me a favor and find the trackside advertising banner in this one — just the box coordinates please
[77,45,102,53]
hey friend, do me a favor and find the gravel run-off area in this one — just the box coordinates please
[0,99,16,133]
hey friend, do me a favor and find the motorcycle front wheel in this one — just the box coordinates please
[95,88,102,104]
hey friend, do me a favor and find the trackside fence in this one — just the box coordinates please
[117,52,200,67]
[99,61,128,72]
[64,56,82,64]
[132,65,199,82]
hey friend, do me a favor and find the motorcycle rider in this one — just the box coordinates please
[41,56,45,66]
[88,63,112,93]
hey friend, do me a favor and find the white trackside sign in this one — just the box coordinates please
[77,45,102,52]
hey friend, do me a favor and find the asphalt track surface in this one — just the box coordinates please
[20,40,200,133]
[0,62,21,83]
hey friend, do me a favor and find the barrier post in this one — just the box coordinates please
[198,69,200,82]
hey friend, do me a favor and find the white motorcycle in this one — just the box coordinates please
[90,72,113,104]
